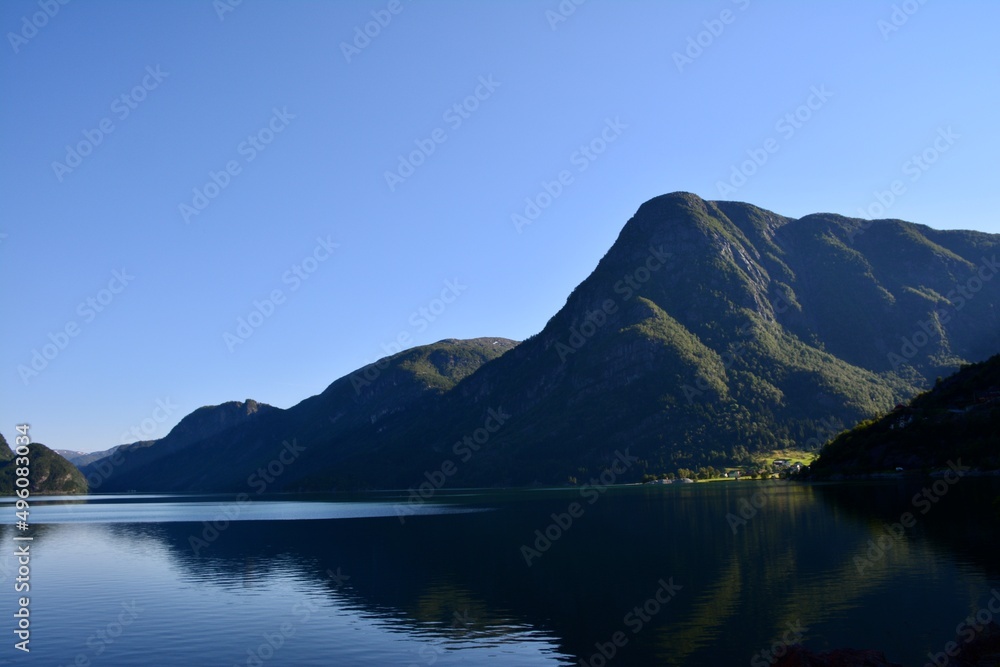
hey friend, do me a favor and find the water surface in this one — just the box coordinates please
[3,479,999,666]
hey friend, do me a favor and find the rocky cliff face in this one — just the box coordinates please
[80,192,1000,491]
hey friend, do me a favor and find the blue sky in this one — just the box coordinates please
[2,0,998,452]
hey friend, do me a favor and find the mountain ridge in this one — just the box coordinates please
[82,337,518,491]
[77,192,1000,491]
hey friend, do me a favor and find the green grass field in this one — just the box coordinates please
[754,448,819,466]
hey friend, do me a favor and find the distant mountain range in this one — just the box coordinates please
[54,446,122,467]
[56,192,1000,493]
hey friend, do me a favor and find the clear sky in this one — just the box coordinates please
[2,0,998,452]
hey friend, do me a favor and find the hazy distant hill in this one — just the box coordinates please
[80,193,1000,491]
[54,446,122,467]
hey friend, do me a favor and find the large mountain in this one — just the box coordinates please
[82,192,1000,491]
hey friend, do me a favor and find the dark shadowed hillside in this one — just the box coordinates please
[809,353,1000,476]
[83,338,518,491]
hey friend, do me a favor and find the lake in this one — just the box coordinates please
[3,478,999,666]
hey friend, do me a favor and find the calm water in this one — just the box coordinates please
[2,479,999,666]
